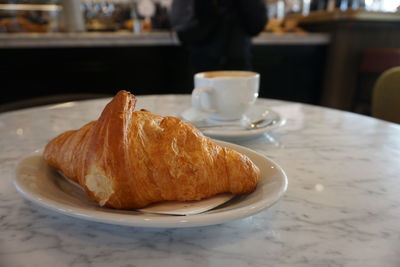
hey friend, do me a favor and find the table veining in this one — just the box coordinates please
[1,95,399,267]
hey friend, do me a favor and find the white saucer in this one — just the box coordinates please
[180,104,285,141]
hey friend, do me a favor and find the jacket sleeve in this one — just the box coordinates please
[235,0,268,36]
[169,0,194,31]
[194,0,219,22]
[170,0,218,30]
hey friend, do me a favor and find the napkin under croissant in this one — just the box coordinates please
[43,90,260,209]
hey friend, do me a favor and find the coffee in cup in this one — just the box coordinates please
[192,70,260,121]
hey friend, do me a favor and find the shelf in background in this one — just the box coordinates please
[254,32,330,45]
[0,32,330,49]
[299,10,400,23]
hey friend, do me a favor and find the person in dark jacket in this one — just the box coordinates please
[170,0,267,73]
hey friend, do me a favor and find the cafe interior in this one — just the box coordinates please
[1,0,400,266]
[0,0,399,119]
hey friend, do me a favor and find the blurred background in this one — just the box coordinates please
[1,0,399,115]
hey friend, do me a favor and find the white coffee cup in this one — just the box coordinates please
[192,70,260,121]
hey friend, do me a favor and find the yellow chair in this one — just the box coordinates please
[372,66,400,124]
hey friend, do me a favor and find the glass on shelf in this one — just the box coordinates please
[365,0,399,13]
[0,0,62,33]
[126,0,172,33]
[81,0,172,33]
[265,0,309,33]
[265,0,285,33]
[308,0,399,13]
[81,0,129,31]
[285,0,302,14]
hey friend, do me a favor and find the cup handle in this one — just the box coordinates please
[192,87,217,113]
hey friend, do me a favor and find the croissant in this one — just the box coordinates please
[43,90,260,209]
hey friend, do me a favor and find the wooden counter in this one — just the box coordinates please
[300,10,400,112]
[0,31,329,107]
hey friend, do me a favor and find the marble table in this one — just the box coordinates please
[1,95,399,267]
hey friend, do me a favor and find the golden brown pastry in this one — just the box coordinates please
[44,90,260,209]
[0,17,49,33]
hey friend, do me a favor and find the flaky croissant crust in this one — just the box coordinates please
[44,90,260,209]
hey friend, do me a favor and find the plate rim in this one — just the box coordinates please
[14,140,288,228]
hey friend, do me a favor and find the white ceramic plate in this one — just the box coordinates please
[57,171,235,216]
[180,104,286,142]
[14,140,288,228]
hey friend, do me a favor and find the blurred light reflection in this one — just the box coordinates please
[314,183,325,192]
[16,128,23,136]
[45,102,76,110]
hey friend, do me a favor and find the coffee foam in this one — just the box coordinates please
[201,71,258,79]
